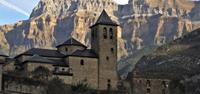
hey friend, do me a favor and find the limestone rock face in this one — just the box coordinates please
[0,0,200,59]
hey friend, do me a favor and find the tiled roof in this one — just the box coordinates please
[0,54,8,57]
[15,48,65,58]
[56,37,87,48]
[70,49,98,58]
[90,9,118,28]
[22,54,68,66]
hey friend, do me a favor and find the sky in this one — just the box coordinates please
[0,0,128,25]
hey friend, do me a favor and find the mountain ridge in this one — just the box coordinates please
[0,0,200,59]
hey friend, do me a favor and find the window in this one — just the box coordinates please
[108,79,111,83]
[103,27,107,39]
[80,59,84,65]
[146,80,151,87]
[107,79,111,90]
[109,28,113,39]
[139,80,142,84]
[62,68,65,71]
[147,88,151,94]
[162,81,167,88]
[65,48,68,52]
[111,48,114,53]
[106,56,109,61]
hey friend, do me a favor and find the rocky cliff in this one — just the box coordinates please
[0,0,200,59]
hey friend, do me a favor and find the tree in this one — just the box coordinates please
[71,82,96,94]
[31,66,52,80]
[45,78,71,94]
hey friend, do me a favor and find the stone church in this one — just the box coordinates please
[13,10,119,90]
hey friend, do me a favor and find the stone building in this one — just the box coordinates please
[131,72,171,94]
[0,55,8,93]
[13,9,119,90]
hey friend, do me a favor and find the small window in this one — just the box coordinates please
[139,80,142,84]
[109,28,113,39]
[65,48,68,52]
[146,80,151,87]
[103,27,107,39]
[107,84,111,90]
[106,56,109,61]
[111,48,114,53]
[108,79,111,83]
[147,88,151,94]
[62,68,65,71]
[107,79,111,90]
[162,81,167,88]
[80,59,84,65]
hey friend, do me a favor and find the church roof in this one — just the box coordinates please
[56,37,87,48]
[15,48,65,58]
[90,10,119,28]
[0,54,8,57]
[21,54,68,66]
[70,49,98,58]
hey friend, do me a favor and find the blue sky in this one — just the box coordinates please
[0,0,128,25]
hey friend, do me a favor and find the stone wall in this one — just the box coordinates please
[24,62,54,73]
[3,75,45,94]
[57,45,85,55]
[68,56,98,89]
[133,77,170,94]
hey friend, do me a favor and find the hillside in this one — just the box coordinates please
[135,28,200,78]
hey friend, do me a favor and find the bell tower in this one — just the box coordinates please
[90,10,119,90]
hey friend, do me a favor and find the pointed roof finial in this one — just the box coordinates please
[90,9,118,28]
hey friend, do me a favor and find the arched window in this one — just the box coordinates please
[103,27,107,39]
[80,59,84,65]
[109,28,113,39]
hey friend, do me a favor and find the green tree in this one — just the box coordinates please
[46,78,71,94]
[71,82,96,94]
[31,66,52,80]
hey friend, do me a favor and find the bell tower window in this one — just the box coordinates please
[109,28,113,39]
[103,27,107,39]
